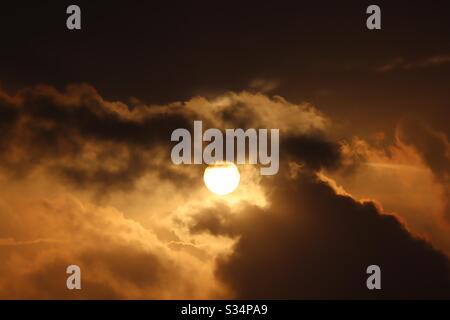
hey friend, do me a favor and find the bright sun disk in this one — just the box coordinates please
[203,162,240,195]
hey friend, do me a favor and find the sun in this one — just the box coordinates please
[203,162,240,195]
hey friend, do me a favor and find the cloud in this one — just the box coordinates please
[1,82,449,299]
[376,54,450,73]
[191,170,450,299]
[328,122,450,258]
[397,120,450,222]
[283,135,341,171]
[248,78,280,93]
[0,82,341,298]
[0,84,195,192]
[0,85,331,193]
[0,195,224,299]
[398,121,450,182]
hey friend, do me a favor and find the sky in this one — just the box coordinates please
[0,1,449,299]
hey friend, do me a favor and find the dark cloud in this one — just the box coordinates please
[190,205,241,238]
[0,84,194,191]
[283,135,342,171]
[191,170,450,299]
[220,102,260,129]
[0,84,339,193]
[17,85,189,148]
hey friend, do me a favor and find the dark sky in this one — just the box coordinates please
[1,1,449,138]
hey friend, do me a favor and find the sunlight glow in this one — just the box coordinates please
[203,162,240,195]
